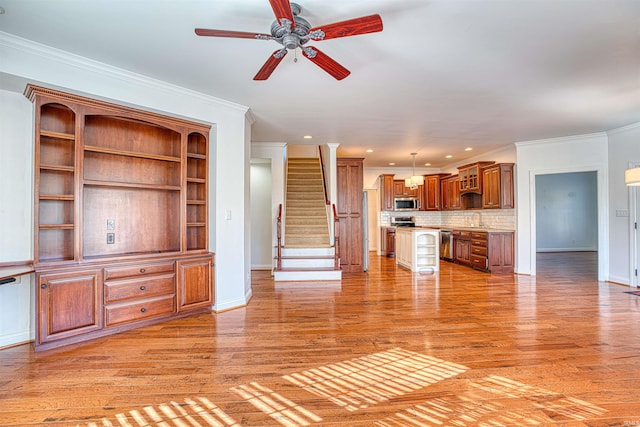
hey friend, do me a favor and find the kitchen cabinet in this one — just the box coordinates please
[460,230,515,273]
[423,174,449,211]
[482,163,514,209]
[394,180,420,197]
[458,161,494,194]
[28,85,214,351]
[379,174,395,211]
[337,158,364,272]
[453,230,471,265]
[380,227,396,257]
[396,228,440,272]
[442,175,461,210]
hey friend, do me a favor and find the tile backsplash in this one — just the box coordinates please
[380,209,515,230]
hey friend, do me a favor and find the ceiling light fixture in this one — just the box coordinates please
[445,155,453,159]
[366,149,373,153]
[424,163,431,166]
[465,147,473,151]
[625,167,640,186]
[389,162,396,166]
[303,135,313,139]
[404,152,424,190]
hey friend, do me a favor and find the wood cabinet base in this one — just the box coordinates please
[35,254,214,351]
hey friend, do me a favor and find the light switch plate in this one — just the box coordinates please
[616,209,629,217]
[107,219,115,230]
[107,233,115,244]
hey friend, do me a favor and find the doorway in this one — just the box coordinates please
[535,171,598,280]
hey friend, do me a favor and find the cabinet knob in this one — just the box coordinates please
[140,307,147,313]
[140,286,146,291]
[140,268,146,273]
[41,284,47,289]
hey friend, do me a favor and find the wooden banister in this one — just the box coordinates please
[276,203,283,270]
[332,204,340,270]
[318,146,330,205]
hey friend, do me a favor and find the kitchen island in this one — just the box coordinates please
[395,228,440,272]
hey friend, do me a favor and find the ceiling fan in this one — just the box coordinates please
[195,0,383,81]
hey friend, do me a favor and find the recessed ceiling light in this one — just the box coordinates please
[389,162,396,166]
[366,149,373,153]
[424,163,431,166]
[445,155,453,159]
[465,147,473,151]
[303,135,313,139]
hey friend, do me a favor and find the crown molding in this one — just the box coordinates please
[0,31,249,113]
[606,121,640,136]
[514,131,608,147]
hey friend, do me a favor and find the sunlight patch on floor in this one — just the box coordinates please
[283,347,469,411]
[230,381,322,427]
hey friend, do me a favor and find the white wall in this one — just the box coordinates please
[0,90,34,347]
[515,133,609,279]
[536,172,598,252]
[0,32,251,345]
[250,161,273,270]
[607,123,640,285]
[251,142,286,271]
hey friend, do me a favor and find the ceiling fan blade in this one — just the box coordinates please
[301,47,350,80]
[309,14,383,41]
[195,28,272,40]
[254,49,288,80]
[268,0,295,27]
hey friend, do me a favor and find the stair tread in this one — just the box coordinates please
[274,266,341,272]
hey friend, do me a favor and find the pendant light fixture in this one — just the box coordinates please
[625,167,640,186]
[404,152,424,190]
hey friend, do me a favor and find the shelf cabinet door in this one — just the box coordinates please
[177,256,214,311]
[379,174,395,211]
[37,269,102,344]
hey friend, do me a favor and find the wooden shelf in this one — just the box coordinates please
[187,153,206,159]
[84,145,181,163]
[187,223,206,227]
[40,194,74,201]
[187,200,206,205]
[40,130,75,140]
[40,164,75,172]
[39,224,74,230]
[83,179,181,191]
[187,177,206,184]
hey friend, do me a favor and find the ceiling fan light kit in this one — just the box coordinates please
[195,0,383,80]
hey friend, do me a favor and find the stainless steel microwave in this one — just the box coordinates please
[394,197,419,211]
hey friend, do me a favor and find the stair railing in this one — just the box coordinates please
[318,146,330,206]
[276,203,283,270]
[332,204,340,269]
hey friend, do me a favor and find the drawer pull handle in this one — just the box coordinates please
[140,286,146,291]
[41,284,47,289]
[140,307,147,313]
[140,269,146,273]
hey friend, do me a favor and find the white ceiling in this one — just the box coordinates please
[1,0,639,168]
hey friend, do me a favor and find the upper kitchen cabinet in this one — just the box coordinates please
[379,174,395,211]
[441,175,461,210]
[482,163,514,209]
[423,174,450,211]
[458,161,494,194]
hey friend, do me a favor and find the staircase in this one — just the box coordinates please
[274,157,341,281]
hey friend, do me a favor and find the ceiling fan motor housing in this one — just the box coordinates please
[270,6,312,50]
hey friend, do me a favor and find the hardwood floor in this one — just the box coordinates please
[1,253,640,426]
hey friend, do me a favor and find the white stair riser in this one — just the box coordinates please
[282,247,334,257]
[281,258,335,269]
[274,270,342,281]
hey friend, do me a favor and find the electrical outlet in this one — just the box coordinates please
[107,219,115,230]
[107,233,115,244]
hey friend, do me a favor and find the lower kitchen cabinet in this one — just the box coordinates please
[454,230,514,273]
[380,227,396,257]
[37,269,103,345]
[34,254,215,351]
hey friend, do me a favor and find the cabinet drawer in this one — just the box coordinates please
[471,239,487,247]
[471,255,487,269]
[105,295,174,326]
[471,245,487,256]
[453,230,471,239]
[104,262,175,281]
[471,232,487,240]
[104,274,175,304]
